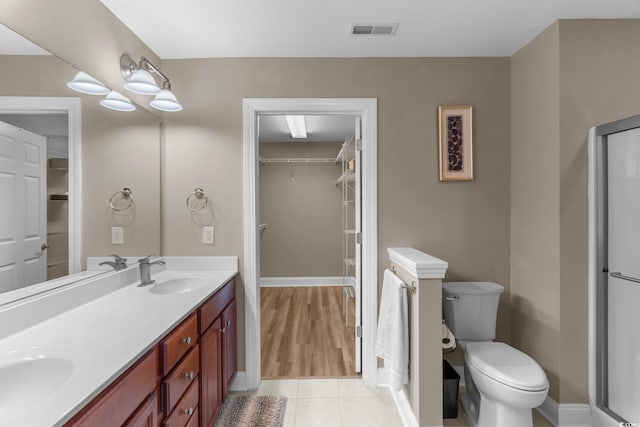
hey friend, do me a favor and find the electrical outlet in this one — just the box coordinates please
[111,227,124,245]
[203,227,215,245]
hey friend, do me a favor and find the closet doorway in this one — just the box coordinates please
[258,115,360,378]
[242,98,378,389]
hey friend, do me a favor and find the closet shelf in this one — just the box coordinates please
[335,171,355,185]
[335,138,355,162]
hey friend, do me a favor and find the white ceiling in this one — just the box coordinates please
[100,0,640,58]
[259,115,356,143]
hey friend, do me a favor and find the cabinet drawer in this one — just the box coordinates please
[185,408,199,427]
[199,278,235,333]
[67,348,158,427]
[163,378,199,427]
[161,313,198,375]
[163,344,200,415]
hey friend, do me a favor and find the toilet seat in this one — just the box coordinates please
[465,342,549,392]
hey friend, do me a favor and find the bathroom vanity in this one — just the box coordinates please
[0,257,238,427]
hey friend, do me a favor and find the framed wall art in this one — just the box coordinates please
[438,105,473,181]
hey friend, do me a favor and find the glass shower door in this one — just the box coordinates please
[606,128,640,422]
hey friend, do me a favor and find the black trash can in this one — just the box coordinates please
[443,360,460,418]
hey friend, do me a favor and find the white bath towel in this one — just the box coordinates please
[375,269,409,390]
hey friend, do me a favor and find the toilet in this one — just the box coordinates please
[442,282,549,427]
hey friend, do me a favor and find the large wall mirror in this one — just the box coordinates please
[0,24,161,302]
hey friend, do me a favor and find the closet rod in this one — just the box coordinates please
[259,157,336,164]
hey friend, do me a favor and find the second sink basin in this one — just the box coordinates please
[150,275,211,295]
[0,358,75,423]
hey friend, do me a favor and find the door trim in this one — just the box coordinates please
[242,98,378,389]
[0,97,82,274]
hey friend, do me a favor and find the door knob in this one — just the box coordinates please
[41,243,49,250]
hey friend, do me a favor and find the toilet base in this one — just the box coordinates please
[460,393,479,427]
[476,393,534,427]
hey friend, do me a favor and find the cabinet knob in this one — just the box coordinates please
[182,336,192,345]
[226,320,231,326]
[184,407,194,416]
[220,327,226,334]
[184,371,195,380]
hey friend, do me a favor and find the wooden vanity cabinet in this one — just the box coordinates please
[220,299,237,399]
[64,276,236,427]
[66,348,158,427]
[199,278,237,427]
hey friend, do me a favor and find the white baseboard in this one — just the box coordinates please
[230,371,248,391]
[536,396,592,427]
[537,396,559,425]
[260,276,354,287]
[378,368,443,427]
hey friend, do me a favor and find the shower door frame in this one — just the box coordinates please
[589,115,640,425]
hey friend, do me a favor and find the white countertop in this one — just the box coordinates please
[0,257,238,427]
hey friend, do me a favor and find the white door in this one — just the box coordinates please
[354,116,362,373]
[0,121,47,293]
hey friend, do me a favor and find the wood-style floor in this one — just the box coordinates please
[261,286,357,379]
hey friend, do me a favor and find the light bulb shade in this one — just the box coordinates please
[123,69,161,95]
[150,89,183,112]
[100,91,136,112]
[66,71,110,95]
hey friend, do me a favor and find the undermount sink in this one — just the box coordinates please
[150,275,210,295]
[0,358,75,421]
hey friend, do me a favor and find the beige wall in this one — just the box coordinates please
[510,22,561,400]
[259,141,343,277]
[0,55,161,265]
[511,19,640,404]
[161,57,513,370]
[559,19,640,404]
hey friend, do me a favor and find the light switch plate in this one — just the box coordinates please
[111,227,124,245]
[203,227,215,245]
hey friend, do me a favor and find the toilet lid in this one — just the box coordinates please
[466,342,549,392]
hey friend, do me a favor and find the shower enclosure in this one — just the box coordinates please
[589,116,640,426]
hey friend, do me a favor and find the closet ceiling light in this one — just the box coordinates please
[66,71,110,95]
[100,90,136,112]
[285,115,307,139]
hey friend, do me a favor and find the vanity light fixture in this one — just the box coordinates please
[285,115,307,139]
[100,90,136,112]
[66,71,110,95]
[121,53,182,112]
[150,81,183,112]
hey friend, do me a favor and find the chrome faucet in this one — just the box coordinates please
[99,254,128,271]
[138,255,166,286]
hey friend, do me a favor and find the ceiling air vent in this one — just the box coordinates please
[351,23,398,36]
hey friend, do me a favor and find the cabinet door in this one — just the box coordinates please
[221,300,237,399]
[123,392,157,427]
[200,317,222,427]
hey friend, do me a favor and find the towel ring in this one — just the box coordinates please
[186,188,208,212]
[109,187,134,211]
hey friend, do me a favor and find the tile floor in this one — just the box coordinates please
[234,378,403,427]
[233,379,554,427]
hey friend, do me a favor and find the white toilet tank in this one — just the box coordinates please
[443,282,504,341]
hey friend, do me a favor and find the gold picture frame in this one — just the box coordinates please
[438,105,473,181]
